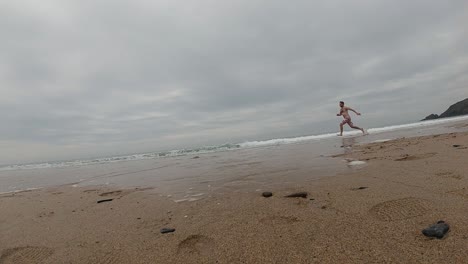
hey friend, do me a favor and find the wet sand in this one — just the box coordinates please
[1,132,468,263]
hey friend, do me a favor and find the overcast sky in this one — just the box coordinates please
[1,0,467,165]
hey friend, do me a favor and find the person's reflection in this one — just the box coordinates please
[341,137,356,154]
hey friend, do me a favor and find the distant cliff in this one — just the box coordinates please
[422,98,468,121]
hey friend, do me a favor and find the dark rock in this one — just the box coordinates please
[422,98,468,120]
[192,156,200,159]
[439,98,468,118]
[421,114,439,121]
[97,199,113,204]
[352,187,368,190]
[422,221,450,239]
[160,228,176,234]
[453,144,461,148]
[284,192,308,198]
[262,192,273,198]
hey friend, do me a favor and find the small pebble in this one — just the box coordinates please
[284,192,308,198]
[97,199,113,204]
[160,228,176,234]
[422,221,450,239]
[352,187,368,190]
[262,192,273,198]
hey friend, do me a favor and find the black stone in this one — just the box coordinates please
[284,192,308,198]
[97,199,113,204]
[453,145,461,148]
[422,98,468,120]
[192,156,200,159]
[352,186,368,190]
[160,228,176,234]
[262,192,273,198]
[422,221,450,239]
[421,114,439,121]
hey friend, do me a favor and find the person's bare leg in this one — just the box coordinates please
[339,124,344,136]
[350,125,365,134]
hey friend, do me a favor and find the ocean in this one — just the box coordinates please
[1,115,467,195]
[2,115,468,172]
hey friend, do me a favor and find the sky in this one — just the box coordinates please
[1,0,467,165]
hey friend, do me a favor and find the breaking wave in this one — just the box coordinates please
[1,115,467,172]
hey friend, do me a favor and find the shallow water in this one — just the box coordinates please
[1,117,467,198]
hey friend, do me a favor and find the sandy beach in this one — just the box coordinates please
[1,132,467,263]
[3,0,468,262]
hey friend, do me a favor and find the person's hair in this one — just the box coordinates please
[340,101,344,104]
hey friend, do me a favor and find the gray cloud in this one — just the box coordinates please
[1,0,467,164]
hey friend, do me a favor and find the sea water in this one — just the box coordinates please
[1,115,467,195]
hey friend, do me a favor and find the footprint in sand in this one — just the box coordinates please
[99,190,123,197]
[37,211,55,218]
[177,235,215,256]
[0,246,54,264]
[259,215,301,225]
[97,188,154,198]
[435,172,463,180]
[394,153,436,161]
[369,198,431,221]
[84,251,128,264]
[446,188,468,199]
[83,189,99,193]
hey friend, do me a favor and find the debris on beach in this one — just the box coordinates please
[452,144,461,148]
[352,187,369,190]
[422,221,450,239]
[192,156,200,159]
[262,192,273,198]
[160,228,176,234]
[97,199,113,204]
[284,192,308,198]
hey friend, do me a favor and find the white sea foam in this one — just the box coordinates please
[239,133,337,148]
[1,115,467,172]
[348,160,367,166]
[241,115,468,147]
[371,139,393,143]
[0,187,41,195]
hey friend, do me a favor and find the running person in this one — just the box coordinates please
[337,101,366,136]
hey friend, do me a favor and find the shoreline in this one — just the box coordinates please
[3,114,468,173]
[1,132,467,263]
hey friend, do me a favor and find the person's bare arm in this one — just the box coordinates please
[346,107,361,115]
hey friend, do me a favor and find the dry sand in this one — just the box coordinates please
[1,132,467,263]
